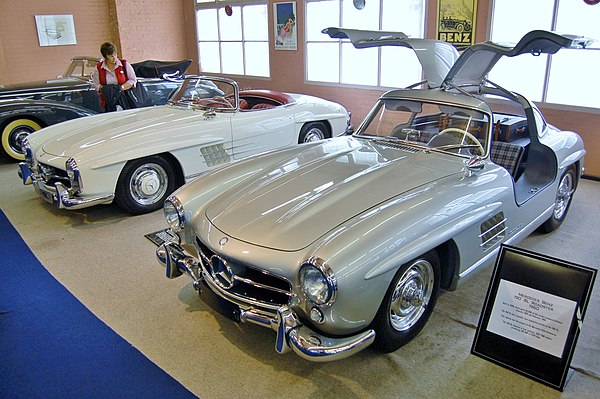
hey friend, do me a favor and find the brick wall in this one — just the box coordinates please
[114,0,188,62]
[0,0,188,84]
[0,0,112,83]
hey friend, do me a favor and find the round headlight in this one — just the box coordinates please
[299,257,336,306]
[164,196,185,233]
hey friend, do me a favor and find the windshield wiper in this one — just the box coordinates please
[434,143,480,150]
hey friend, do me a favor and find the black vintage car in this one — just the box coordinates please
[0,56,191,161]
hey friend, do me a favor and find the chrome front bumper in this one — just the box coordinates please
[156,241,375,362]
[18,162,115,210]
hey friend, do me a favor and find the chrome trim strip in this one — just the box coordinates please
[479,226,507,247]
[156,242,376,361]
[233,275,293,296]
[55,183,115,209]
[460,207,554,280]
[478,218,507,238]
[200,264,283,311]
[458,249,499,280]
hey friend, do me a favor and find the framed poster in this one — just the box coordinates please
[35,15,77,47]
[472,245,596,391]
[274,2,296,50]
[437,0,477,47]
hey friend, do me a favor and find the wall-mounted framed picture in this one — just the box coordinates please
[437,0,477,47]
[274,2,297,51]
[35,15,77,47]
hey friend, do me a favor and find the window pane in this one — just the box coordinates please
[197,9,219,40]
[342,1,380,30]
[382,0,424,37]
[244,42,270,77]
[547,50,600,108]
[306,1,339,42]
[488,54,548,102]
[219,6,242,41]
[243,5,268,40]
[555,0,600,38]
[221,42,244,75]
[307,43,339,82]
[341,43,377,85]
[198,42,221,73]
[491,0,553,43]
[380,47,423,88]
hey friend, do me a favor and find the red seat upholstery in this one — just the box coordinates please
[251,103,276,110]
[239,99,249,109]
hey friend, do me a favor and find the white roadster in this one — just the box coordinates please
[17,76,351,214]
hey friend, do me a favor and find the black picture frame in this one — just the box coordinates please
[471,245,596,391]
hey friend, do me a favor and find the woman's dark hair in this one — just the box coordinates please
[100,42,117,58]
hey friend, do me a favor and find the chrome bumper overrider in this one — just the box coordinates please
[18,162,115,210]
[156,242,375,362]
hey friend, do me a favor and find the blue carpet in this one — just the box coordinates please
[0,210,198,399]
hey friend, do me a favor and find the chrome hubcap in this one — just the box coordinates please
[553,172,574,220]
[303,128,325,142]
[129,164,168,205]
[10,127,34,153]
[389,260,434,332]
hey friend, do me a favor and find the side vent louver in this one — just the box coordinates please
[479,212,507,250]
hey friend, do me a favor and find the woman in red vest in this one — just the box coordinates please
[92,42,138,112]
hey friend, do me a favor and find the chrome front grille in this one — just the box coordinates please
[37,163,71,188]
[196,237,292,309]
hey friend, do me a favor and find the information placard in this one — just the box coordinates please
[471,245,596,391]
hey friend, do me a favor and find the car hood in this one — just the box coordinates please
[206,137,462,251]
[36,106,223,163]
[0,77,90,97]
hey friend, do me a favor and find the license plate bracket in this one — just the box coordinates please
[198,280,241,322]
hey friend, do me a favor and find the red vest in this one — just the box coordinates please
[96,59,128,109]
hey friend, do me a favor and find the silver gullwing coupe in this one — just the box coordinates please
[17,76,350,214]
[156,30,593,361]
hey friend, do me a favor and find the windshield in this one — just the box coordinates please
[357,98,489,157]
[63,58,98,78]
[169,77,237,110]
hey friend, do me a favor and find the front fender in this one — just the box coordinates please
[300,167,512,333]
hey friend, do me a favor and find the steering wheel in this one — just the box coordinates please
[438,128,484,155]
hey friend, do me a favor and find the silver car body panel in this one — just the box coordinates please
[156,30,589,361]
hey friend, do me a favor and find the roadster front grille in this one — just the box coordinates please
[37,163,71,188]
[479,212,506,250]
[195,237,292,309]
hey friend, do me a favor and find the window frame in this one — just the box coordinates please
[489,0,600,113]
[195,0,270,78]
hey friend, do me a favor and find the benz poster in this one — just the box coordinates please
[437,0,477,47]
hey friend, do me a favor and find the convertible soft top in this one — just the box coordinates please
[132,59,192,79]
